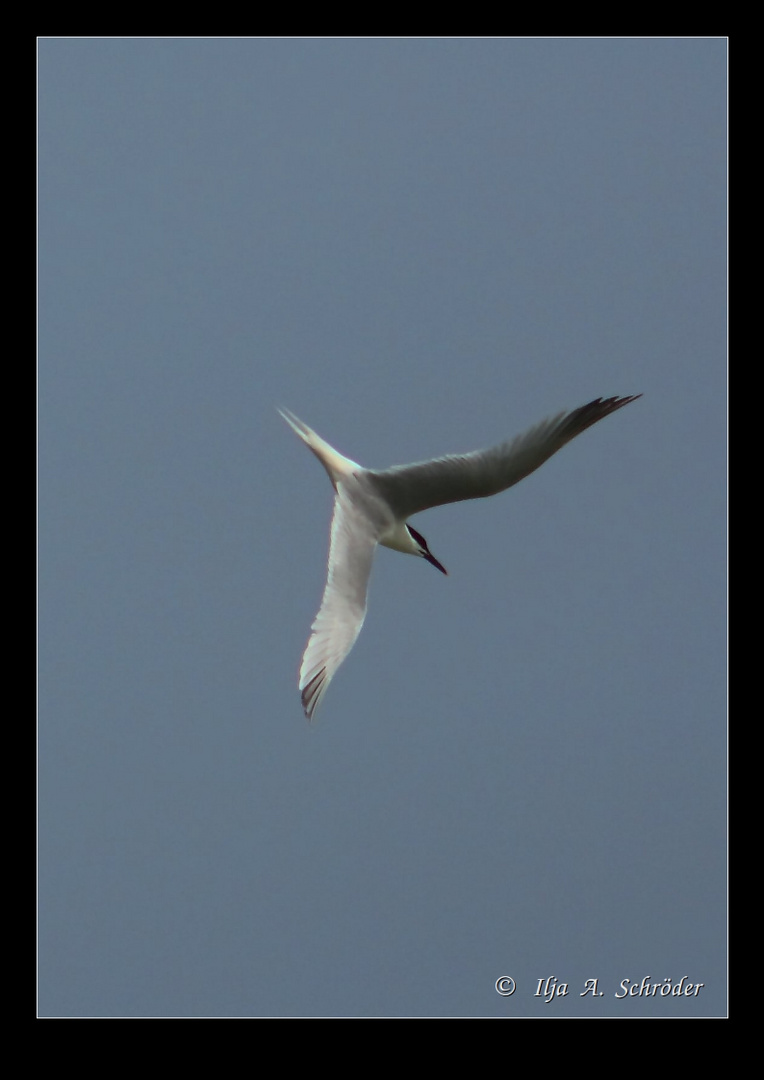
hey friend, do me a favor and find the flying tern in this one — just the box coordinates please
[280,395,640,719]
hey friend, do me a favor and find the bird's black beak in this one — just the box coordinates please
[423,550,448,575]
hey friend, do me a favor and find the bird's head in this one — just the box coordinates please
[406,525,448,575]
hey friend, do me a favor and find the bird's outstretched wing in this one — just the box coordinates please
[299,492,378,720]
[366,396,641,521]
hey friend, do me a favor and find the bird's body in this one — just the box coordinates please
[280,396,640,719]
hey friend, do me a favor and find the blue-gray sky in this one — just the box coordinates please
[39,38,726,1018]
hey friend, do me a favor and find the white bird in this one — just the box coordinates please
[280,395,640,720]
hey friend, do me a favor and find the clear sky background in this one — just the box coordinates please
[39,38,726,1018]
